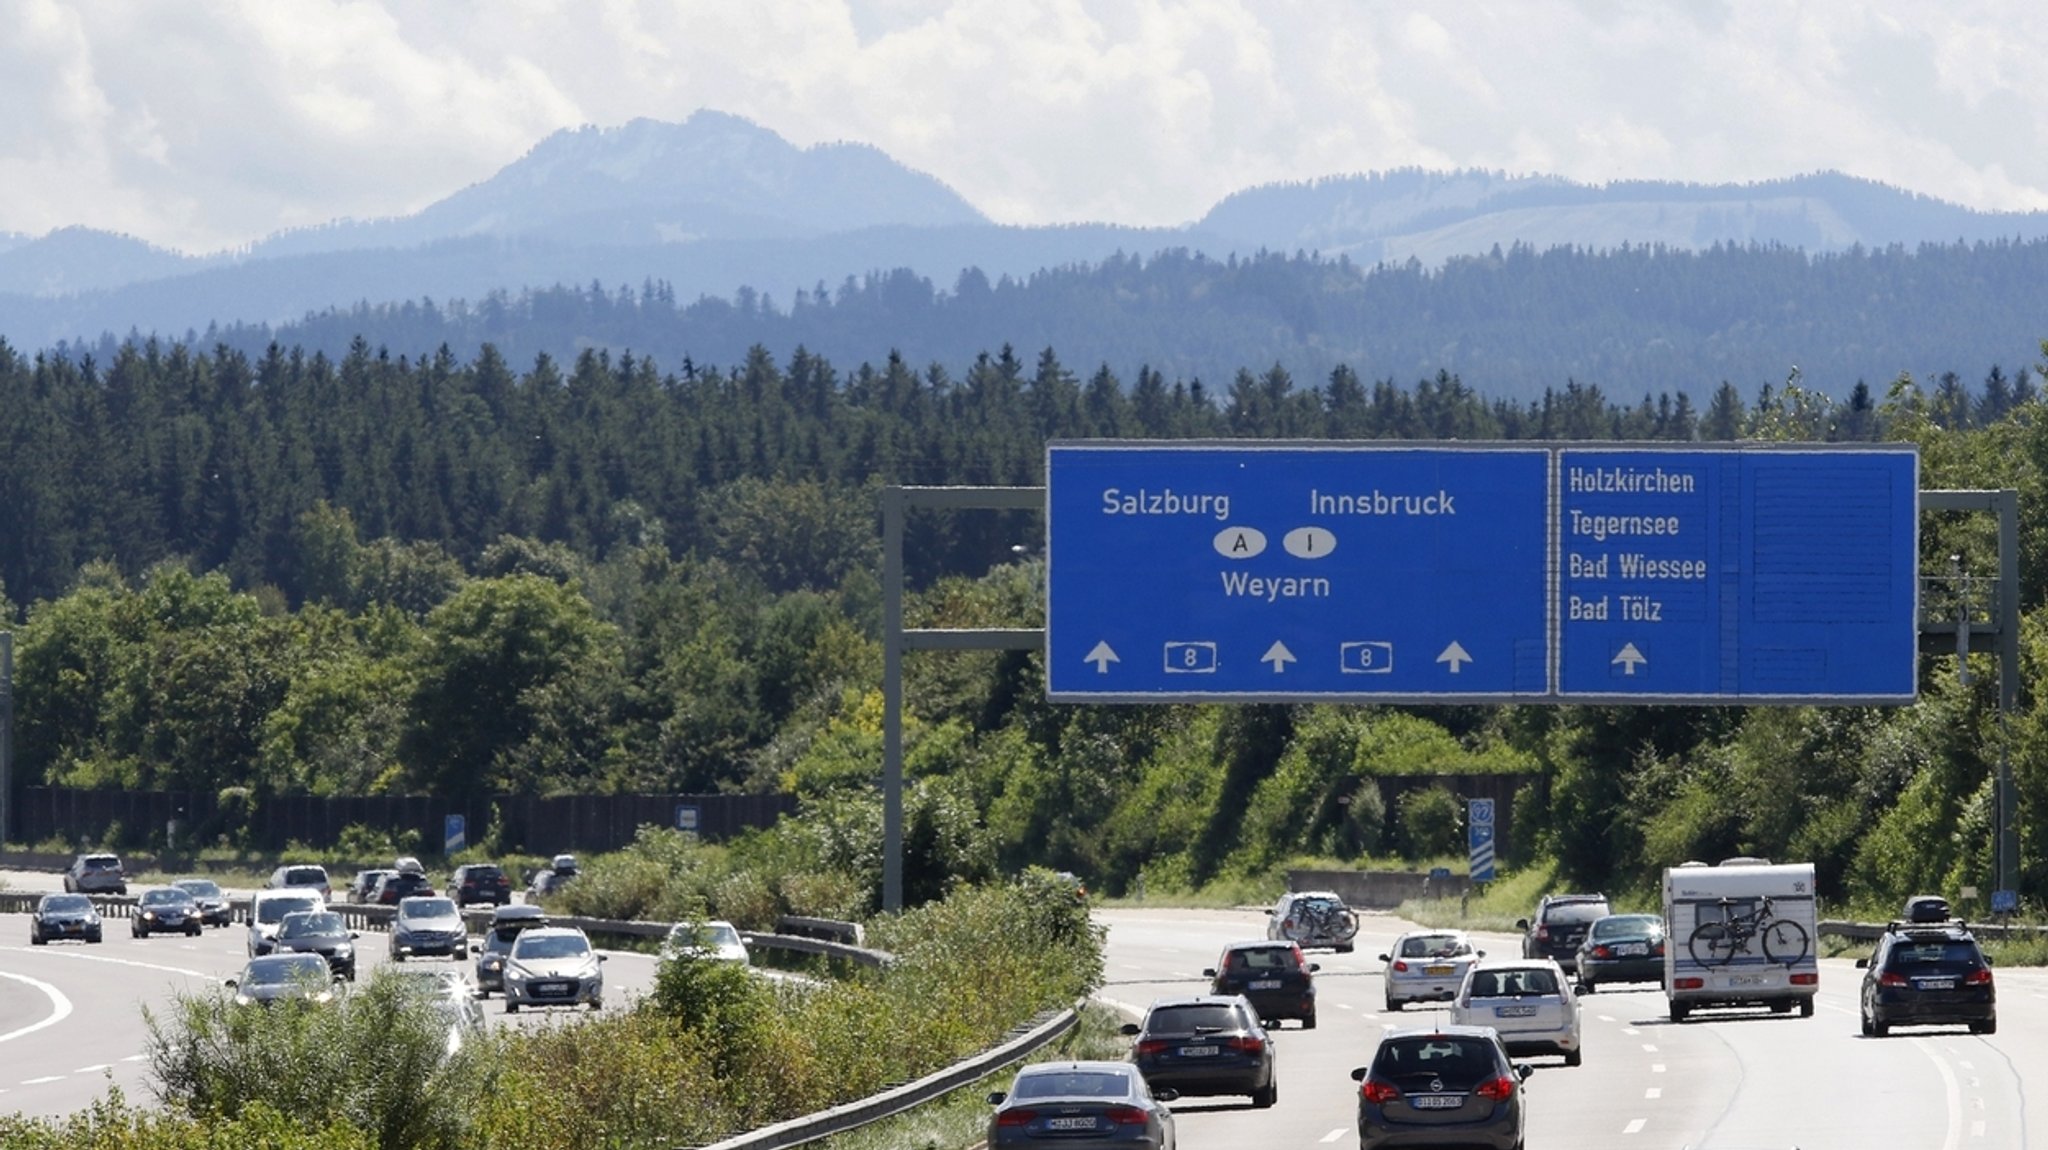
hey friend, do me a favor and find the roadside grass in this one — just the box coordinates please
[810,1004,1132,1150]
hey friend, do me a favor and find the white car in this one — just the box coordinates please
[502,926,606,1012]
[1451,959,1583,1066]
[247,890,325,957]
[1379,929,1483,1011]
[1265,890,1358,953]
[661,919,749,964]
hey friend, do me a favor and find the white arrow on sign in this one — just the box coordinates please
[1436,641,1473,673]
[1612,642,1648,676]
[1261,641,1297,672]
[1084,641,1120,673]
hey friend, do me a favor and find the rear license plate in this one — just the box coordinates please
[1249,979,1282,990]
[1618,943,1648,956]
[1727,974,1769,987]
[1425,965,1454,975]
[1918,978,1956,991]
[1496,1005,1538,1017]
[1045,1117,1097,1131]
[1410,1095,1462,1109]
[1178,1045,1218,1057]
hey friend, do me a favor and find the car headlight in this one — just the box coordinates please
[142,912,157,921]
[234,993,255,1007]
[333,942,353,957]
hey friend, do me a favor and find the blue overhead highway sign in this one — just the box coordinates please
[1046,442,1917,704]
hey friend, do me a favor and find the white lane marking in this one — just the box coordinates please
[1624,1118,1647,1134]
[21,1075,65,1085]
[1320,1129,1346,1144]
[1959,1060,1975,1070]
[1973,1120,1987,1138]
[1336,1002,1353,1010]
[0,971,74,1046]
[1641,1043,1658,1053]
[1650,1063,1666,1073]
[121,1055,147,1063]
[73,1063,109,1074]
[1645,1087,1662,1099]
[0,946,222,982]
[1618,1024,1635,1032]
[1916,1040,1965,1150]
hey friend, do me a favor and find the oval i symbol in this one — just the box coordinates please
[1283,527,1337,559]
[1214,526,1267,559]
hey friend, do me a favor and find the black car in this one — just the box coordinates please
[474,904,549,997]
[172,878,234,927]
[1123,994,1276,1108]
[372,870,437,904]
[1573,913,1666,991]
[274,910,361,980]
[1858,920,1996,1037]
[30,893,104,945]
[987,1061,1177,1150]
[1205,941,1318,1029]
[132,887,204,938]
[227,954,338,1007]
[450,863,513,907]
[1352,1025,1533,1150]
[1518,893,1611,972]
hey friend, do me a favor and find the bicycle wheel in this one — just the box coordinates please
[1760,919,1810,965]
[1329,909,1360,941]
[1688,922,1738,967]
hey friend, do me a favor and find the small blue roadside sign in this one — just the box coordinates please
[1468,798,1496,883]
[443,813,466,855]
[1991,889,2019,914]
[675,804,701,834]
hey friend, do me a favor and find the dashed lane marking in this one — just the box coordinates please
[1642,1044,1658,1053]
[72,1064,109,1074]
[1320,1129,1346,1143]
[1651,1063,1666,1073]
[1645,1087,1662,1099]
[1624,1118,1647,1134]
[19,1076,63,1085]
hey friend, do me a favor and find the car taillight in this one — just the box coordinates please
[1104,1106,1147,1125]
[1879,972,1908,987]
[1791,972,1818,986]
[1393,960,1410,972]
[1136,1040,1171,1056]
[1226,1035,1265,1054]
[1965,967,1994,986]
[1674,977,1704,990]
[1360,1078,1402,1104]
[1592,945,1613,959]
[1652,942,1665,956]
[1282,918,1296,933]
[1474,1076,1516,1101]
[995,1109,1037,1127]
[1536,925,1550,940]
[1292,943,1308,968]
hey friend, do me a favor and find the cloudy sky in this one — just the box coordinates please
[7,1,2046,255]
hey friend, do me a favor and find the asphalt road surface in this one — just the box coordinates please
[0,869,664,1120]
[1097,906,2048,1150]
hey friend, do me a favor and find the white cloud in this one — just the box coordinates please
[2,0,2045,254]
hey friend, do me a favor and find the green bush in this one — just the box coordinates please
[0,1093,373,1149]
[1397,786,1463,859]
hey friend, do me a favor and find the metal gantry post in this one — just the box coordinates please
[1,631,12,847]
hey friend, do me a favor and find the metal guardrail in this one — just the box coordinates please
[688,1003,1082,1150]
[1819,918,2048,944]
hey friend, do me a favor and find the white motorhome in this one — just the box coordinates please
[1662,859,1819,1022]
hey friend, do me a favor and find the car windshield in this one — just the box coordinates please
[280,912,344,938]
[141,890,192,907]
[42,895,92,913]
[465,867,503,880]
[1399,934,1470,958]
[1012,1070,1133,1100]
[1469,968,1560,997]
[1888,940,1982,967]
[1591,914,1663,939]
[1228,947,1297,971]
[1544,901,1610,925]
[670,922,741,947]
[1146,1004,1240,1033]
[1375,1037,1499,1079]
[246,957,329,985]
[403,898,458,919]
[82,856,119,869]
[175,880,222,898]
[258,897,320,923]
[514,934,591,961]
[283,867,326,885]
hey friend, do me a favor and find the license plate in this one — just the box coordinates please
[1425,965,1455,975]
[1045,1117,1097,1130]
[1727,974,1769,987]
[1496,1005,1538,1017]
[1178,1045,1218,1057]
[536,983,572,996]
[1918,978,1956,991]
[1248,979,1282,990]
[1410,1095,1462,1109]
[1618,943,1648,956]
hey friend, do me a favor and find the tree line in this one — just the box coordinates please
[3,333,2047,906]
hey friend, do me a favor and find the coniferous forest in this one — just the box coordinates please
[4,322,2048,908]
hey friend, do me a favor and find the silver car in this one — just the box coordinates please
[502,926,606,1012]
[391,896,469,961]
[987,1061,1177,1150]
[1380,929,1484,1011]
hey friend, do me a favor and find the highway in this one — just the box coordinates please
[0,870,664,1120]
[1098,906,2047,1150]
